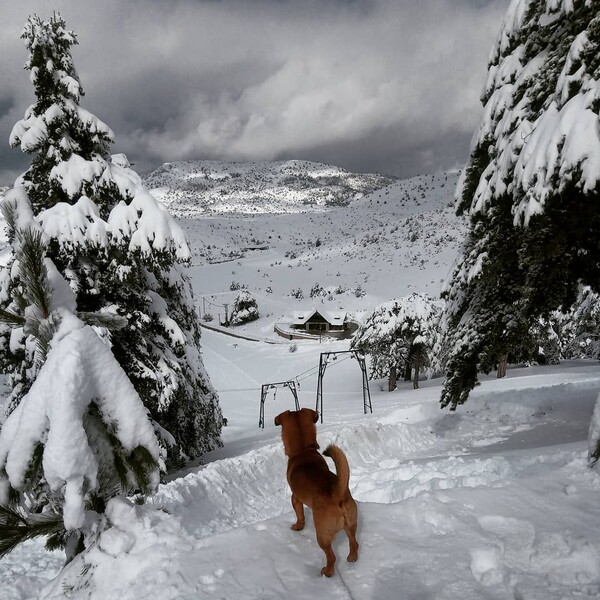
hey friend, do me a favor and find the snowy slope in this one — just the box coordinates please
[2,165,600,599]
[5,338,600,599]
[144,159,397,215]
[182,170,464,335]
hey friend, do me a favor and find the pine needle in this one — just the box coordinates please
[0,308,26,327]
[0,200,18,244]
[17,228,52,319]
[0,504,64,559]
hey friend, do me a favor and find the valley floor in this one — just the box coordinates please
[2,330,600,599]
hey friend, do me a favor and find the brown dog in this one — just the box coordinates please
[274,408,359,577]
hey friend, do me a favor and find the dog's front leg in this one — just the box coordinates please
[290,494,305,531]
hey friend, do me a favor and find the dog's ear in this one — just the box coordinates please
[300,407,319,423]
[274,411,287,426]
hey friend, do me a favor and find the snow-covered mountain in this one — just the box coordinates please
[144,159,397,215]
[179,169,465,331]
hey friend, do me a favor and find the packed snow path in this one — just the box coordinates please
[2,332,600,598]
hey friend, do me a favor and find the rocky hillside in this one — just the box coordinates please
[179,170,466,315]
[144,159,397,215]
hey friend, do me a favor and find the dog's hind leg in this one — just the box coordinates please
[290,494,305,531]
[344,500,359,563]
[316,532,337,577]
[314,513,337,577]
[344,521,359,563]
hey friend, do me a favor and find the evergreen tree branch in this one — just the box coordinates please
[16,229,52,319]
[0,308,26,327]
[128,446,159,494]
[77,311,127,331]
[0,200,19,245]
[0,504,64,559]
[35,315,60,367]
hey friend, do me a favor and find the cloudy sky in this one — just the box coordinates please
[0,0,510,185]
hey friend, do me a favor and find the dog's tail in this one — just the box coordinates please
[323,444,350,499]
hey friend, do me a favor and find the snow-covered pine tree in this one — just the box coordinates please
[561,286,600,360]
[529,316,562,365]
[530,286,600,364]
[0,217,160,560]
[2,13,223,468]
[351,294,442,391]
[228,290,259,326]
[441,1,600,419]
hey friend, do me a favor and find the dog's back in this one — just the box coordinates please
[287,446,336,506]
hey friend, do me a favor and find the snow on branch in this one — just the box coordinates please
[0,311,160,530]
[460,0,600,224]
[29,154,192,261]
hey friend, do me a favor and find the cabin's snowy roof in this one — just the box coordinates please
[292,309,346,326]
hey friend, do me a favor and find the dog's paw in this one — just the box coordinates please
[291,522,305,531]
[348,542,359,562]
[320,567,334,577]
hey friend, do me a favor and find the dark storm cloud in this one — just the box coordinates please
[294,125,474,180]
[0,0,510,185]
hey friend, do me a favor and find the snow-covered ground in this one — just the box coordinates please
[3,336,600,599]
[1,167,600,598]
[180,168,464,333]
